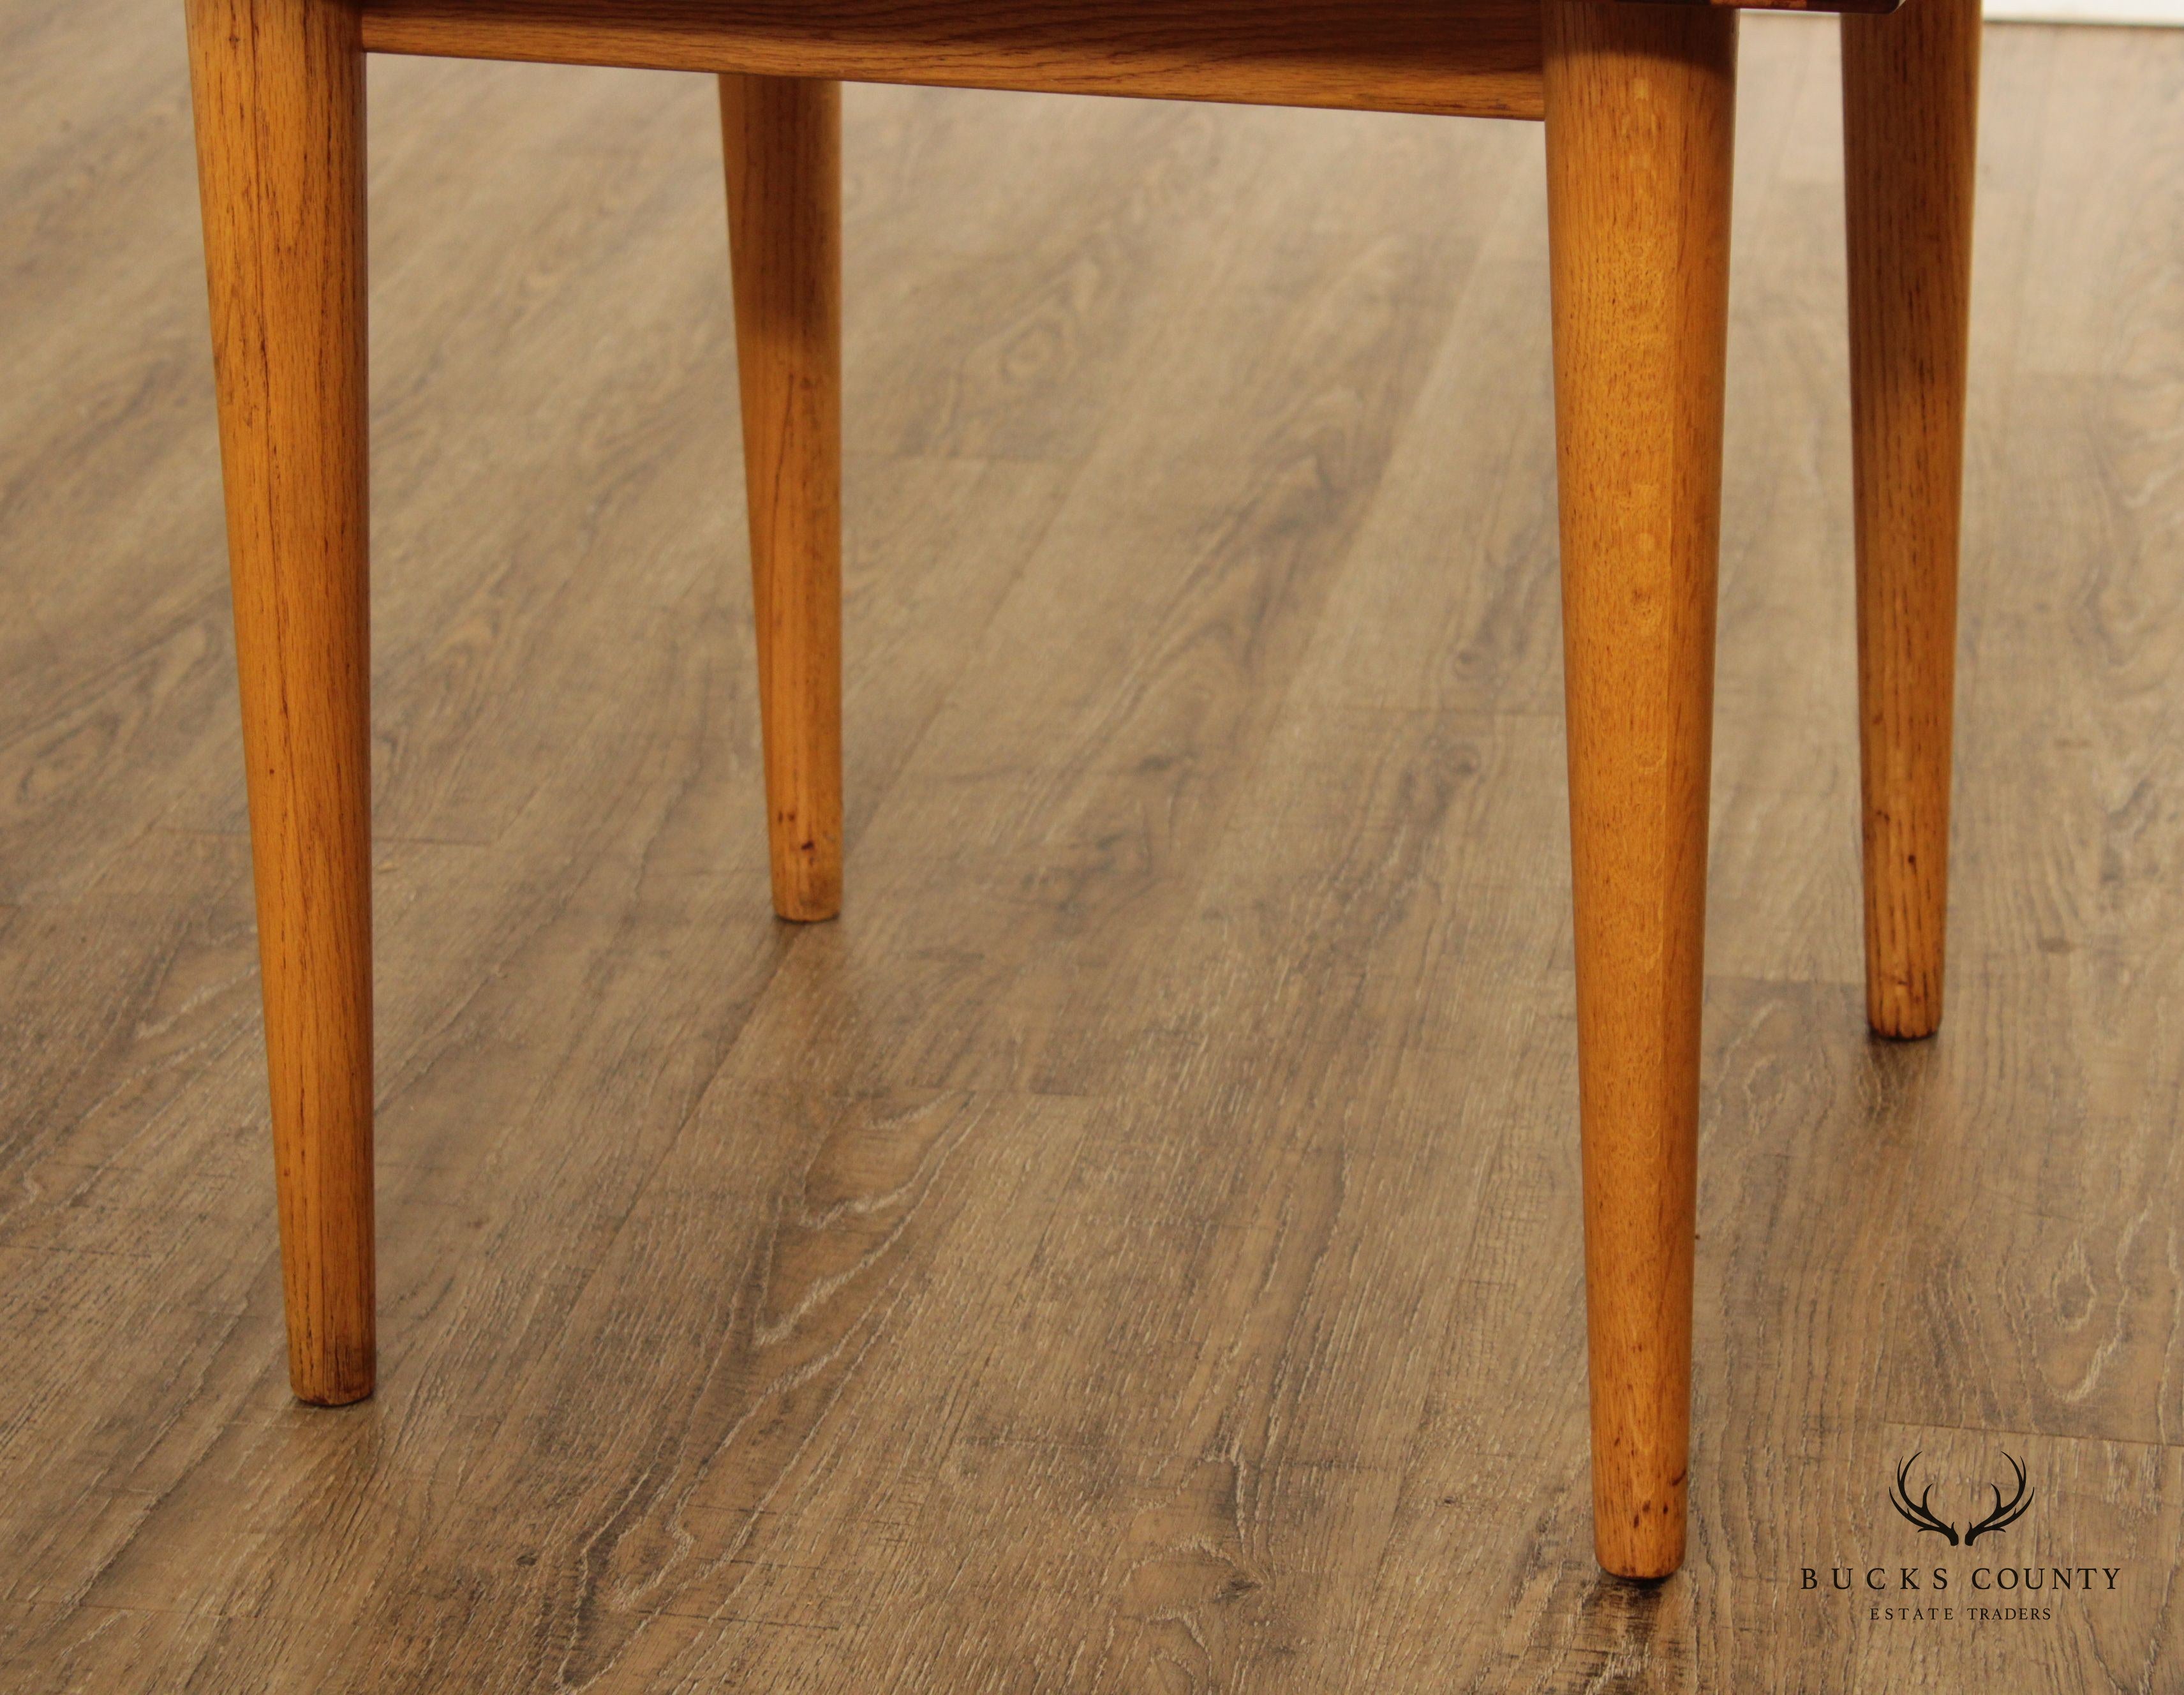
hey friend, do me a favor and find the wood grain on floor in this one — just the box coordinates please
[2,3,2181,1689]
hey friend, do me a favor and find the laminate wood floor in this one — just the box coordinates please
[3,4,2181,1689]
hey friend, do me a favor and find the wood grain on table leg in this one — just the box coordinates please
[185,0,375,1405]
[1543,0,1737,1579]
[1843,0,1979,1040]
[722,73,844,923]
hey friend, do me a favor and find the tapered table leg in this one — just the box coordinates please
[722,74,843,923]
[186,0,375,1405]
[1543,0,1738,1579]
[1844,0,1980,1040]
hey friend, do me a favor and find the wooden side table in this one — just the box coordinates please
[183,0,1979,1578]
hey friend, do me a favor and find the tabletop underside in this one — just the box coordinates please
[359,0,1902,131]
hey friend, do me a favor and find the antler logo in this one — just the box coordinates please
[1965,1453,2035,1546]
[1889,1452,2035,1546]
[1890,1453,1959,1544]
